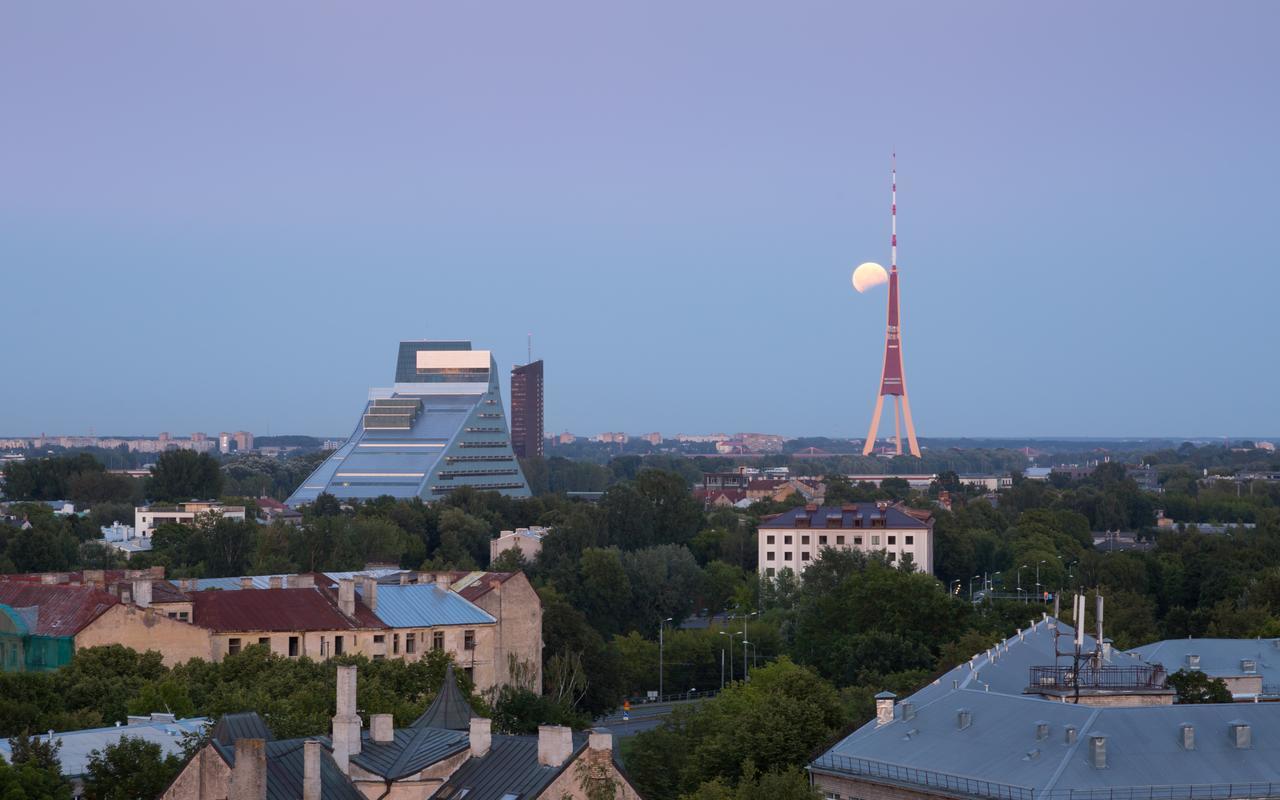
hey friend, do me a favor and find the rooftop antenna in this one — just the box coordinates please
[527,332,532,366]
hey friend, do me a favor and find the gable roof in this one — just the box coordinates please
[0,582,118,636]
[190,588,385,632]
[347,726,469,780]
[363,584,495,628]
[1130,638,1280,697]
[436,733,588,800]
[413,664,475,730]
[210,712,274,748]
[213,738,363,800]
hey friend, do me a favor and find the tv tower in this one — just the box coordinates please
[862,154,921,457]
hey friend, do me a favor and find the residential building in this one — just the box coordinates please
[97,520,152,559]
[135,502,247,538]
[0,713,208,794]
[162,664,640,800]
[810,616,1280,800]
[758,502,934,578]
[490,526,550,564]
[511,359,545,458]
[557,432,577,445]
[595,432,629,444]
[959,473,1014,492]
[233,430,254,452]
[286,340,531,506]
[638,432,662,445]
[1129,638,1280,701]
[255,496,303,526]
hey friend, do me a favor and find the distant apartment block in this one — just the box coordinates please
[715,432,785,454]
[638,432,662,445]
[135,502,247,538]
[595,432,629,444]
[510,359,544,458]
[489,526,550,563]
[674,433,729,443]
[758,502,934,577]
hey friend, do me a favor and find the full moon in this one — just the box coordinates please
[852,262,889,293]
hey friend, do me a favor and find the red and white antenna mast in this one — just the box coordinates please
[891,151,897,273]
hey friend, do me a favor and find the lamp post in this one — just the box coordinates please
[950,579,961,596]
[1036,560,1046,599]
[969,575,981,602]
[720,647,725,690]
[719,631,743,682]
[1017,564,1028,601]
[659,617,672,700]
[742,611,757,681]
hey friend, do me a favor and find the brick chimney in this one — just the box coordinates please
[296,574,315,589]
[875,691,897,726]
[470,717,492,757]
[537,725,573,767]
[131,579,152,609]
[83,569,105,586]
[240,576,253,590]
[268,576,283,590]
[370,713,394,744]
[338,578,356,617]
[302,740,321,800]
[360,577,378,613]
[331,665,362,773]
[588,729,612,754]
[229,738,267,800]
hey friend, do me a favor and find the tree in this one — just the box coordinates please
[148,451,223,502]
[1167,669,1232,704]
[82,736,183,800]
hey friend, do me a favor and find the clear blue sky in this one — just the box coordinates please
[2,2,1276,439]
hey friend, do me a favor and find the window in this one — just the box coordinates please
[433,631,445,651]
[766,567,776,576]
[801,552,811,561]
[905,535,914,545]
[784,535,793,545]
[167,612,177,619]
[871,536,880,546]
[258,637,270,647]
[888,536,896,545]
[801,535,810,545]
[767,551,776,561]
[819,535,828,545]
[464,666,474,681]
[887,552,896,562]
[178,612,189,621]
[766,535,775,545]
[464,630,476,650]
[406,634,416,654]
[289,636,299,657]
[374,634,385,644]
[854,536,863,545]
[836,536,845,545]
[228,638,241,656]
[784,551,793,561]
[334,635,344,655]
[393,634,400,655]
[320,637,328,656]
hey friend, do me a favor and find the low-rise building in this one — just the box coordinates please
[489,526,550,563]
[758,502,934,578]
[1129,638,1280,701]
[135,502,247,538]
[162,664,641,800]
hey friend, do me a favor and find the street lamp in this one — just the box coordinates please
[969,575,981,601]
[1036,560,1046,599]
[659,617,673,700]
[741,611,757,681]
[719,631,743,682]
[1017,564,1028,600]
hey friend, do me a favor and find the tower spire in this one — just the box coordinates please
[862,153,921,458]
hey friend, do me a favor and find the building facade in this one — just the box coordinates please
[286,341,531,506]
[511,359,544,458]
[135,502,247,538]
[758,503,934,578]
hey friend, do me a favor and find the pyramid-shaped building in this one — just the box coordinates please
[287,341,532,506]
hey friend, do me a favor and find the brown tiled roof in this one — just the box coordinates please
[191,588,386,633]
[0,583,118,636]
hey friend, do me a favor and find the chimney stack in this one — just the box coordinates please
[370,713,394,744]
[296,574,315,589]
[240,576,253,590]
[470,717,492,757]
[588,729,613,754]
[361,577,378,613]
[229,738,267,800]
[537,725,573,767]
[874,692,896,726]
[1089,735,1107,769]
[338,578,356,617]
[131,579,152,609]
[331,665,362,773]
[269,576,283,590]
[1180,724,1195,751]
[83,569,105,586]
[303,740,322,800]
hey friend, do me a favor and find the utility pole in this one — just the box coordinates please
[659,617,672,699]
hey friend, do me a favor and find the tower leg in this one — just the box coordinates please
[900,391,921,457]
[862,395,885,456]
[893,396,903,456]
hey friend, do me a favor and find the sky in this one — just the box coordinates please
[1,1,1277,440]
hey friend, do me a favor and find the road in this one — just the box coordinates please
[595,697,710,738]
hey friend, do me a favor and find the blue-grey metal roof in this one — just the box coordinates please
[1130,638,1280,698]
[413,664,475,730]
[211,712,274,747]
[363,584,494,628]
[436,733,588,800]
[349,726,469,780]
[194,569,402,592]
[215,737,363,800]
[0,715,209,778]
[814,617,1280,800]
[759,503,929,530]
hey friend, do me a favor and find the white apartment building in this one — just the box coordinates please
[134,502,247,538]
[757,502,933,578]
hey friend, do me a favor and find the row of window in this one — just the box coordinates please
[766,550,902,564]
[765,534,913,547]
[226,629,475,658]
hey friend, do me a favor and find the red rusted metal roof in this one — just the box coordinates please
[0,583,119,636]
[190,588,386,632]
[451,572,516,603]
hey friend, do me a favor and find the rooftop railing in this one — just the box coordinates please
[1028,664,1167,691]
[1043,783,1280,800]
[810,753,1033,800]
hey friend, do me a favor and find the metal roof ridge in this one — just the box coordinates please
[1037,707,1100,800]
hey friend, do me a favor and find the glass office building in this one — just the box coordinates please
[286,341,531,506]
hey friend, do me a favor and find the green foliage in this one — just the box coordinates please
[2,454,104,501]
[147,450,223,502]
[682,760,819,800]
[82,736,183,800]
[1167,669,1233,704]
[490,685,587,733]
[0,751,73,800]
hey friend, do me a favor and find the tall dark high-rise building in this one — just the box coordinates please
[510,359,544,458]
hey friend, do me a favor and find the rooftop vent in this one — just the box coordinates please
[1242,659,1257,674]
[1035,722,1050,741]
[1024,748,1041,761]
[1230,722,1251,749]
[957,709,972,730]
[1180,724,1195,751]
[1089,735,1107,769]
[1186,654,1201,669]
[1064,726,1078,745]
[901,702,916,721]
